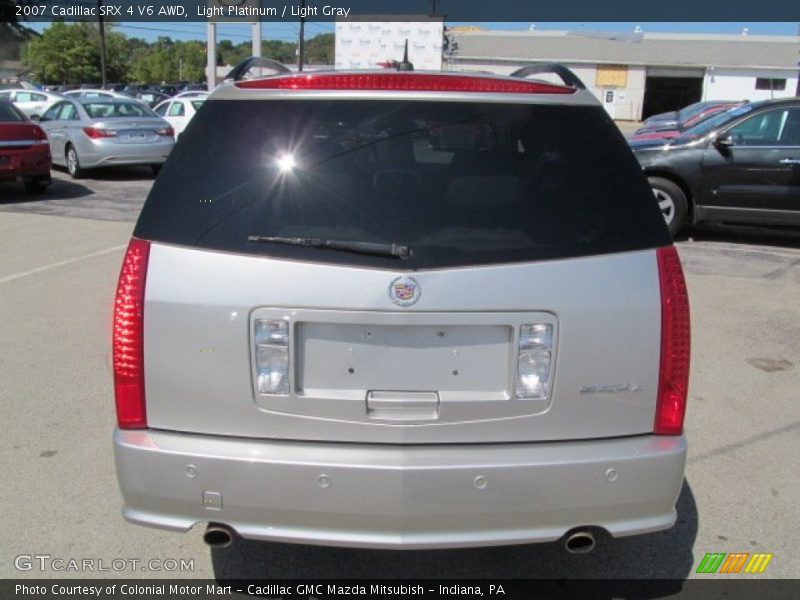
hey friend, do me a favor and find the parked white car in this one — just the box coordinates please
[0,89,63,119]
[173,91,209,99]
[153,96,207,139]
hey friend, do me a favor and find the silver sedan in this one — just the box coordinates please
[36,98,175,178]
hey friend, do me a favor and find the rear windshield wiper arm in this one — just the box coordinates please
[248,236,411,260]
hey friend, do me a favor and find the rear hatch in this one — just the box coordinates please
[130,79,674,444]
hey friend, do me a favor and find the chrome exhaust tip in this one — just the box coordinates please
[564,530,596,554]
[203,523,234,548]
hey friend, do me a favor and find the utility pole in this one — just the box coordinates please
[97,0,107,86]
[298,0,305,71]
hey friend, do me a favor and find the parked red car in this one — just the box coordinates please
[0,100,51,194]
[630,102,742,142]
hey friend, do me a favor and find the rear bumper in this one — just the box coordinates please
[114,429,686,549]
[77,139,172,168]
[0,148,51,180]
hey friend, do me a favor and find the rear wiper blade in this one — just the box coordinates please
[247,236,411,259]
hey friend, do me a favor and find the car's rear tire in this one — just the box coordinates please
[24,180,48,194]
[66,145,84,179]
[648,176,688,236]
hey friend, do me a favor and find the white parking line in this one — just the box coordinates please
[0,244,127,285]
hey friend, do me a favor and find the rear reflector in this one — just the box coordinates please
[655,246,691,435]
[113,239,150,429]
[236,73,576,95]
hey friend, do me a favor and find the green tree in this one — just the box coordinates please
[261,39,297,64]
[129,37,207,84]
[22,22,128,84]
[24,23,96,84]
[175,40,206,81]
[305,33,334,64]
[214,40,249,67]
[131,36,175,83]
[102,29,132,83]
[125,37,150,83]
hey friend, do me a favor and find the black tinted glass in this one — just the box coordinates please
[0,102,25,121]
[678,103,758,140]
[136,100,670,269]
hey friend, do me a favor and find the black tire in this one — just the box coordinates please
[24,180,48,194]
[66,145,84,179]
[648,176,688,236]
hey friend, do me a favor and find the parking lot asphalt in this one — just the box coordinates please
[0,167,798,581]
[0,167,150,223]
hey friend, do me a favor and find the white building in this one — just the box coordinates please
[447,29,799,120]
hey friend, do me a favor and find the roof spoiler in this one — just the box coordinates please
[223,57,291,82]
[510,63,586,90]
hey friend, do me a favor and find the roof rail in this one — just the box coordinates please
[223,57,291,82]
[510,63,586,90]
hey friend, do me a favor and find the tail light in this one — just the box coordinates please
[113,239,150,429]
[156,126,174,137]
[236,72,576,95]
[31,126,48,145]
[83,127,117,139]
[655,246,691,435]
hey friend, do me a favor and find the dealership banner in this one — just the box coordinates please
[2,0,799,22]
[335,20,443,71]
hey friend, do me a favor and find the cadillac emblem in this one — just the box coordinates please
[389,276,421,307]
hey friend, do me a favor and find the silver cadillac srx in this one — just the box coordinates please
[112,66,690,552]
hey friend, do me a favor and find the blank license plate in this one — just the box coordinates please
[298,323,511,393]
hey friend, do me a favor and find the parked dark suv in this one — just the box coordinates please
[632,98,800,235]
[112,66,690,552]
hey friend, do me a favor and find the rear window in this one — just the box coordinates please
[136,99,670,269]
[677,103,758,141]
[0,102,25,121]
[84,102,155,119]
[676,102,707,121]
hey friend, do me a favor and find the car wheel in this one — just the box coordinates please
[66,145,84,179]
[24,180,48,194]
[649,176,688,236]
